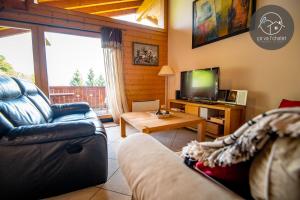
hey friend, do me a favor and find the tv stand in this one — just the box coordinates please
[182,98,218,105]
[192,100,218,105]
[169,99,246,141]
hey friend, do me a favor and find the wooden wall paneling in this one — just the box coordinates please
[123,29,167,110]
[0,3,168,111]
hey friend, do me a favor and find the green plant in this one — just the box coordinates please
[96,74,106,87]
[86,68,96,86]
[0,55,14,73]
[70,69,83,86]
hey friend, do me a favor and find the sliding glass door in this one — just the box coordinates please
[0,22,109,117]
[44,30,109,116]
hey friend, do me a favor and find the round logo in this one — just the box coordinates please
[250,5,294,50]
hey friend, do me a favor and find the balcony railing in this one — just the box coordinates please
[49,86,108,116]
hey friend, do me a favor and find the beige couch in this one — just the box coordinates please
[118,133,300,200]
[117,134,242,200]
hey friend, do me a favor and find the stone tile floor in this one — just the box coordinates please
[47,124,202,200]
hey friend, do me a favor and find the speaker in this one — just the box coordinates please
[227,90,248,106]
[176,90,181,100]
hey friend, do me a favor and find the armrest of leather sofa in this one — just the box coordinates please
[51,102,91,117]
[1,121,98,146]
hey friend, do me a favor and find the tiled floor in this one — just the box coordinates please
[47,124,201,200]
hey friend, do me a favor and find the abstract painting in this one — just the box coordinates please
[192,0,256,48]
[133,42,159,66]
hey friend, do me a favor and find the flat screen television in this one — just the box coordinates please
[180,67,219,101]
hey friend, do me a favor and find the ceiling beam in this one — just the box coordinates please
[72,1,142,14]
[92,6,138,15]
[67,0,141,10]
[99,8,138,17]
[38,0,64,3]
[39,0,141,9]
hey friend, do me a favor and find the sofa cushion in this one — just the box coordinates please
[0,75,21,100]
[250,137,300,200]
[0,76,46,129]
[194,161,251,198]
[279,99,300,108]
[13,78,53,122]
[52,111,106,136]
[0,97,47,128]
[195,161,250,183]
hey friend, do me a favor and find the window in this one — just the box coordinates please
[0,26,35,82]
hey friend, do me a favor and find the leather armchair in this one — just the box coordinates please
[0,75,108,199]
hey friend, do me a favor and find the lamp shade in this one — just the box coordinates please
[158,65,174,76]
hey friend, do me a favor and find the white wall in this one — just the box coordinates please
[168,0,300,119]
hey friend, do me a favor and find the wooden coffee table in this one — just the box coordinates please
[120,112,207,141]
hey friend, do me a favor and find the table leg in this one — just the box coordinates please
[120,117,126,138]
[197,120,206,142]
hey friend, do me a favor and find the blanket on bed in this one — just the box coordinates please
[182,107,300,167]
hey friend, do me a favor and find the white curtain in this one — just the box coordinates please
[101,27,128,123]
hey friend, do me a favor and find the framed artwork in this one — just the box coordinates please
[192,0,256,48]
[226,90,237,102]
[132,42,159,66]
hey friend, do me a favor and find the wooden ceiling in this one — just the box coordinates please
[38,0,144,17]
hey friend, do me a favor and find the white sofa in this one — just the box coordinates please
[117,133,242,200]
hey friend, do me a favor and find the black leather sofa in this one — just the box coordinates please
[0,75,108,199]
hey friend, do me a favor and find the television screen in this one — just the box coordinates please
[180,67,219,101]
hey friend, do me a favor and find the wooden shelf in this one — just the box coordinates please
[206,132,221,139]
[207,119,224,125]
[169,99,246,137]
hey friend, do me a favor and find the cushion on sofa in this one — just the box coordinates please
[279,99,300,108]
[53,112,106,136]
[192,158,251,198]
[250,137,300,200]
[0,76,21,100]
[13,78,53,122]
[0,76,47,128]
[195,161,250,183]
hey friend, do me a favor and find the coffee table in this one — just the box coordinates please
[120,112,207,141]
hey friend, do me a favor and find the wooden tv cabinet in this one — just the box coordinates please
[169,99,246,139]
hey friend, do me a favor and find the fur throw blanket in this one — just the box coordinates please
[182,107,300,167]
